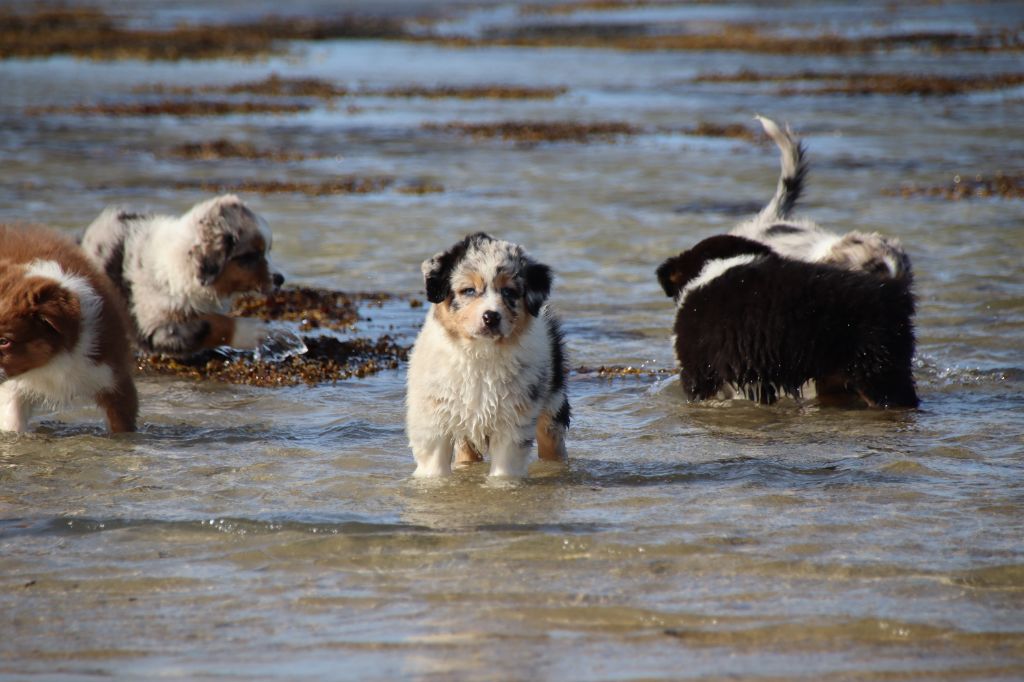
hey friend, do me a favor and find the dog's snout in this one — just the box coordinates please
[272,272,285,288]
[482,310,501,329]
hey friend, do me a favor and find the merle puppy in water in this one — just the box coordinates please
[80,194,283,356]
[656,234,919,408]
[406,232,570,478]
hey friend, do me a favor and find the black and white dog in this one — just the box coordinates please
[406,233,570,478]
[656,234,919,408]
[731,116,911,279]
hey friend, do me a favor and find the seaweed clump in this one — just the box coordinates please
[169,139,314,162]
[137,335,409,387]
[174,177,444,196]
[232,287,368,331]
[694,70,1024,96]
[887,173,1024,200]
[439,24,1023,55]
[136,287,413,386]
[519,1,673,15]
[575,364,674,379]
[138,76,568,101]
[424,120,638,144]
[377,84,568,100]
[686,122,758,142]
[31,100,309,117]
[222,74,349,98]
[0,7,410,61]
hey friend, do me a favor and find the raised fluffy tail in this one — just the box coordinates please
[755,115,807,221]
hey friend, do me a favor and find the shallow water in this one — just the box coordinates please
[2,1,1024,679]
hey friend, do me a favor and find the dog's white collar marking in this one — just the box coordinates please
[678,255,757,306]
[5,260,114,408]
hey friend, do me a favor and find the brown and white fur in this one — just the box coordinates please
[80,194,283,356]
[406,233,570,478]
[730,116,911,279]
[0,225,138,433]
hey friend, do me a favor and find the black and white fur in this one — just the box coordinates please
[656,234,919,408]
[80,194,283,356]
[406,233,570,478]
[730,116,911,279]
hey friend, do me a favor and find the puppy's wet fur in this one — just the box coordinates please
[80,194,283,356]
[0,225,137,432]
[730,115,911,279]
[406,232,570,478]
[657,235,919,408]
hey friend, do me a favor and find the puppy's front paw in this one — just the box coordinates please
[230,317,269,350]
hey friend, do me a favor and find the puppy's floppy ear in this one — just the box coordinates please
[523,262,552,317]
[656,254,688,298]
[31,281,81,350]
[421,233,487,304]
[422,251,455,304]
[188,195,246,286]
[421,254,450,304]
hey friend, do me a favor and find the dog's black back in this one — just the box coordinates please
[659,236,918,408]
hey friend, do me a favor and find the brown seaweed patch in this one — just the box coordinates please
[136,335,409,387]
[424,120,638,144]
[695,70,1024,96]
[575,364,674,379]
[30,100,309,117]
[439,25,1024,55]
[136,287,413,386]
[686,122,758,142]
[139,78,567,101]
[520,1,678,15]
[174,177,444,196]
[886,173,1024,200]
[0,7,411,61]
[231,287,393,331]
[696,70,1024,94]
[377,84,568,100]
[780,73,1024,96]
[222,74,349,98]
[169,139,316,161]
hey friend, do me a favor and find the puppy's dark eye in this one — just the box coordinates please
[0,337,11,349]
[459,287,477,297]
[500,287,519,300]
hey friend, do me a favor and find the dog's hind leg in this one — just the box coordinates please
[96,369,138,433]
[536,403,568,462]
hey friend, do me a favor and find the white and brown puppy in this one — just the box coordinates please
[0,225,138,433]
[730,115,911,279]
[657,234,919,408]
[406,232,570,478]
[80,194,283,356]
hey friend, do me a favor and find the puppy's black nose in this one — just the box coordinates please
[482,310,501,329]
[272,272,285,288]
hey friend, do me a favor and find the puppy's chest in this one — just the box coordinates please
[428,346,544,435]
[445,351,535,402]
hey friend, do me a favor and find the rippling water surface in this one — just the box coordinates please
[2,1,1024,679]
